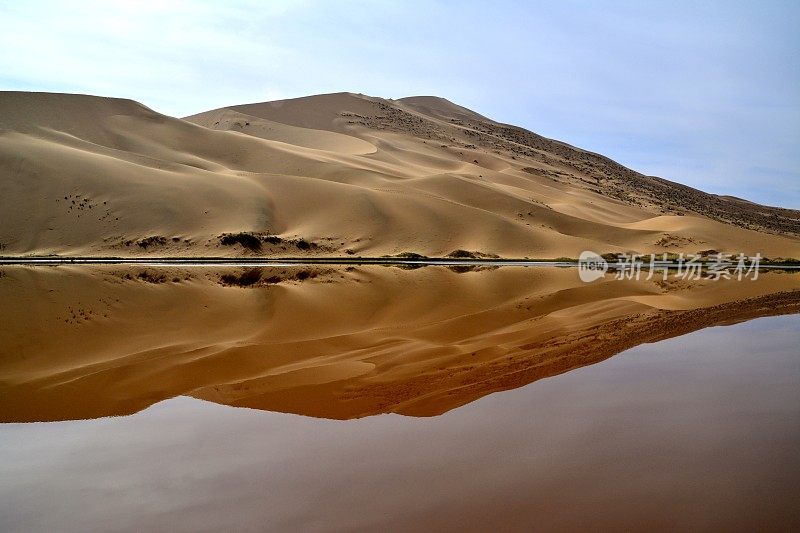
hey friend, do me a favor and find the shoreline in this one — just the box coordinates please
[1,256,800,269]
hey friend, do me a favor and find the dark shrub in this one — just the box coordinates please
[220,269,262,286]
[137,236,167,249]
[137,270,167,283]
[219,233,262,251]
[447,249,476,259]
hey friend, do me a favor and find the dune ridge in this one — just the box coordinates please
[1,90,798,259]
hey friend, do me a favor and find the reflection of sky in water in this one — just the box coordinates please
[1,315,798,531]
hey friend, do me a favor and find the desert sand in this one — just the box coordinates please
[1,91,799,259]
[1,264,797,422]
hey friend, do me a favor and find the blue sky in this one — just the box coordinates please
[1,0,798,207]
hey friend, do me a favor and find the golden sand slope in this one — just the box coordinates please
[1,264,797,422]
[1,91,798,258]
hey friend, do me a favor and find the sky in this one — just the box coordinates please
[1,0,798,207]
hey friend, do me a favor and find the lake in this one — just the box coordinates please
[0,266,798,531]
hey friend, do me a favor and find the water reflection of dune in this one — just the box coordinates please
[0,265,798,422]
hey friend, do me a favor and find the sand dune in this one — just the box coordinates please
[1,265,797,422]
[1,90,798,258]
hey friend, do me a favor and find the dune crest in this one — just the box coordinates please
[1,90,798,259]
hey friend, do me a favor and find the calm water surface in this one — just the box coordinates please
[1,314,798,532]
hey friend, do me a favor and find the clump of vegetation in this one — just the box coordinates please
[217,232,323,253]
[220,269,263,287]
[219,232,263,251]
[137,236,168,249]
[388,263,425,270]
[218,267,322,287]
[697,249,719,257]
[445,250,499,259]
[448,265,498,273]
[447,249,477,259]
[218,232,286,251]
[385,252,428,259]
[763,257,800,265]
[136,270,168,283]
[382,252,428,269]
